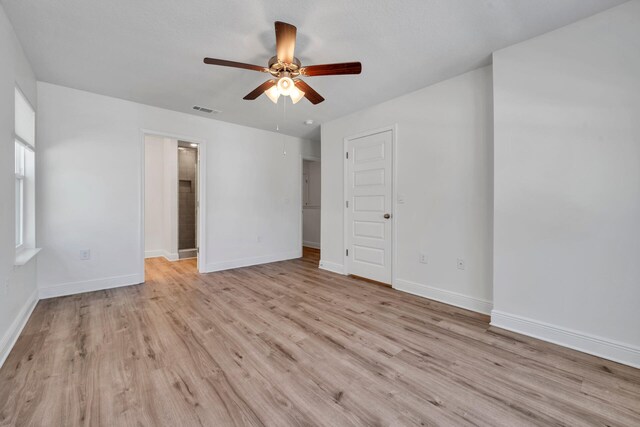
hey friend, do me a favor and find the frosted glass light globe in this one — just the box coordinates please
[265,85,280,103]
[277,76,294,96]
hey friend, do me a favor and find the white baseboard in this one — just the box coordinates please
[164,252,179,261]
[204,250,301,273]
[145,250,163,258]
[145,250,178,261]
[318,260,345,275]
[39,274,143,299]
[0,289,38,369]
[394,278,493,315]
[491,310,640,369]
[302,241,320,249]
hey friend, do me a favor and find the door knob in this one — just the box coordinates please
[384,213,391,219]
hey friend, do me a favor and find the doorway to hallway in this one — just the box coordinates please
[141,132,207,279]
[302,157,321,256]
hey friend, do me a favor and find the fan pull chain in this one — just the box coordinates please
[283,94,287,123]
[282,98,287,156]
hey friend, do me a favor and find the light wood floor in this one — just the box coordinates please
[1,247,639,426]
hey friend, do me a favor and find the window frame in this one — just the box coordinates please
[14,85,35,254]
[15,142,25,250]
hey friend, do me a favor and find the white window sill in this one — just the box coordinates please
[14,248,41,266]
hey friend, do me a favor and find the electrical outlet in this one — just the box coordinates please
[80,249,91,260]
[457,258,465,270]
[257,236,262,243]
[419,253,428,264]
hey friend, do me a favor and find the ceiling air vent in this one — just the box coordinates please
[192,106,220,114]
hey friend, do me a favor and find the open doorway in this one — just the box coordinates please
[142,133,206,278]
[302,157,321,262]
[177,141,199,259]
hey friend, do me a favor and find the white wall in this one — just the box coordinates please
[144,135,178,260]
[302,138,321,160]
[37,82,317,298]
[302,159,321,249]
[0,4,38,367]
[321,66,494,314]
[492,0,640,367]
[144,135,166,255]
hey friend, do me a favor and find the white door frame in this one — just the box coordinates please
[343,125,398,287]
[139,129,208,279]
[300,154,321,253]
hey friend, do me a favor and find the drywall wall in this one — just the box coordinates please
[144,135,166,256]
[321,66,493,313]
[37,82,318,297]
[0,4,38,367]
[302,138,321,160]
[302,160,321,248]
[144,135,178,260]
[492,0,640,367]
[303,160,321,208]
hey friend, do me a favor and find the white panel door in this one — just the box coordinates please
[346,130,392,284]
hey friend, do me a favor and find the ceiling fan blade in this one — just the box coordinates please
[300,62,362,76]
[275,21,297,64]
[243,80,276,100]
[295,80,325,105]
[204,57,268,73]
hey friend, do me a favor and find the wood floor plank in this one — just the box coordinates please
[1,247,639,426]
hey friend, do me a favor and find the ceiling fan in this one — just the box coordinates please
[203,21,362,105]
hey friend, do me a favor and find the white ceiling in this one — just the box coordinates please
[2,0,626,140]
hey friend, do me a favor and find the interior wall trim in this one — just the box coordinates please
[39,274,142,299]
[318,260,346,275]
[491,310,640,368]
[144,250,179,261]
[0,289,38,369]
[204,250,301,273]
[302,241,321,249]
[395,278,493,315]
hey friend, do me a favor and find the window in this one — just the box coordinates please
[15,142,25,248]
[14,87,35,252]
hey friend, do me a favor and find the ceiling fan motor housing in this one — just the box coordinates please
[268,55,301,77]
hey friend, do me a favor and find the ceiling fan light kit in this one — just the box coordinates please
[265,84,280,103]
[204,21,362,105]
[289,86,305,104]
[277,73,293,96]
[262,77,305,104]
